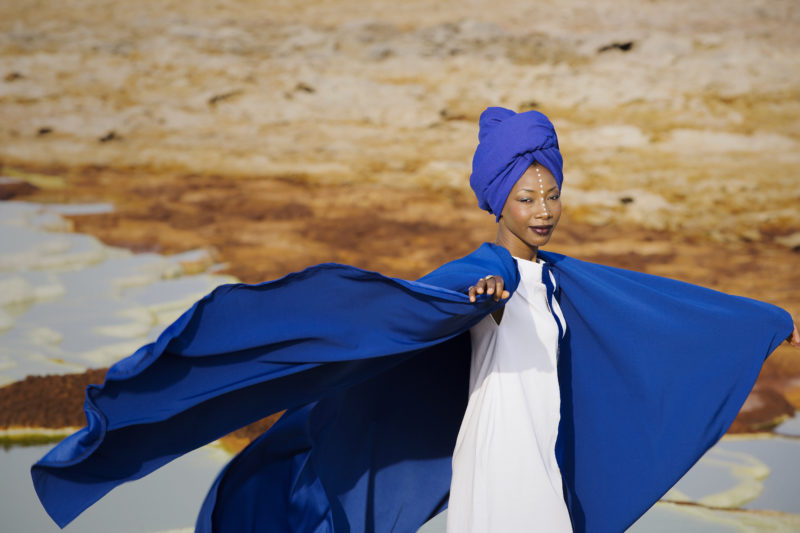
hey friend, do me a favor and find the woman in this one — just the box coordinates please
[33,108,799,533]
[448,109,571,531]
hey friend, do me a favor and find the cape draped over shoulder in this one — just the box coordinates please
[31,244,792,533]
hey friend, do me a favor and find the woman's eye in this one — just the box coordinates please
[548,194,560,201]
[519,197,532,203]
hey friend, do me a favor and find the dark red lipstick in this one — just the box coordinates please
[530,225,553,235]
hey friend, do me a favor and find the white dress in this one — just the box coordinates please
[447,257,573,532]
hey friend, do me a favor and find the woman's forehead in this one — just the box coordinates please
[515,165,558,188]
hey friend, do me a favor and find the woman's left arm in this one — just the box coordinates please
[789,322,800,348]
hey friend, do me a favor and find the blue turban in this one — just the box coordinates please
[470,107,563,220]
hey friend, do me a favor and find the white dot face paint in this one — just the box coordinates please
[535,166,550,215]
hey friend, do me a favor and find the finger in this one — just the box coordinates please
[494,278,505,301]
[485,277,496,295]
[468,286,477,303]
[475,279,486,294]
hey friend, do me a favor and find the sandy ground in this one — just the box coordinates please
[1,0,799,444]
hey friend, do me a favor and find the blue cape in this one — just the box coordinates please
[32,244,792,532]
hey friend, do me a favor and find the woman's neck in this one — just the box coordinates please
[494,230,538,262]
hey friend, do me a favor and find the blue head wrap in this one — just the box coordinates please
[470,107,563,220]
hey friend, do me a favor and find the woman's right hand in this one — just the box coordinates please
[468,275,510,303]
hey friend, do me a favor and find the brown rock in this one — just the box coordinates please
[0,177,38,200]
[0,370,106,429]
[728,385,796,434]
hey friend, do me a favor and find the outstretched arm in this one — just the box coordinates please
[416,243,520,297]
[789,322,800,348]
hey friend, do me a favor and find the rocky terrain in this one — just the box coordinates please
[1,0,799,445]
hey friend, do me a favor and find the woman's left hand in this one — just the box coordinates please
[788,322,800,348]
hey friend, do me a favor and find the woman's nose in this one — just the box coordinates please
[534,201,552,218]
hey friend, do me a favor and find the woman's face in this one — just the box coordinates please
[496,164,561,258]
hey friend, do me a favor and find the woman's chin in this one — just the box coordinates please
[524,234,554,248]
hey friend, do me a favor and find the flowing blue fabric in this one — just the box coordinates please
[32,244,791,532]
[470,107,564,219]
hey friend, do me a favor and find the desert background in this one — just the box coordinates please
[1,0,799,530]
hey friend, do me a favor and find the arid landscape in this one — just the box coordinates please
[1,0,800,529]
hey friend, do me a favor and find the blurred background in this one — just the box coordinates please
[1,0,799,530]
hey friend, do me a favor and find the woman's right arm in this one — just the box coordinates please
[415,243,520,298]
